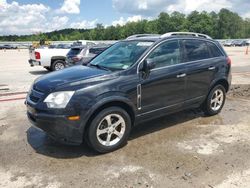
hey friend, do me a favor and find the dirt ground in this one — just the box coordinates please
[0,47,250,188]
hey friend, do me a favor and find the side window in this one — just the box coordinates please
[207,42,223,57]
[147,40,180,69]
[183,40,210,62]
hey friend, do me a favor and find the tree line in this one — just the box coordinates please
[0,8,250,41]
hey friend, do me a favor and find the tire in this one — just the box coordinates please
[86,107,131,153]
[202,84,226,116]
[51,60,65,71]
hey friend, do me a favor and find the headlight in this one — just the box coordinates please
[44,91,75,108]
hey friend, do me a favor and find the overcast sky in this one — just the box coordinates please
[0,0,249,35]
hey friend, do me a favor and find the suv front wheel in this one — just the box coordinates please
[86,107,131,153]
[202,84,226,116]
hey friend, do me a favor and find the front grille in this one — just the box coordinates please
[28,87,44,103]
[30,95,40,103]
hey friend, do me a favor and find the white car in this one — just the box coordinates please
[28,47,70,71]
[246,39,250,46]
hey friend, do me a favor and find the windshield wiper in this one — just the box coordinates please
[88,64,110,71]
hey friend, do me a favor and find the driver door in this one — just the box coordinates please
[138,40,187,115]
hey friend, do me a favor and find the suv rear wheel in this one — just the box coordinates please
[52,60,65,71]
[202,84,226,116]
[86,107,131,153]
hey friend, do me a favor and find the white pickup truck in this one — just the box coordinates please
[28,48,70,71]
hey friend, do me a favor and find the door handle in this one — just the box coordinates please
[208,66,216,70]
[177,73,186,78]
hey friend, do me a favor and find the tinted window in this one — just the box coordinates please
[89,47,107,55]
[207,42,223,57]
[67,48,82,56]
[147,40,180,69]
[183,40,210,62]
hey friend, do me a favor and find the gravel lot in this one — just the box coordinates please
[0,47,250,188]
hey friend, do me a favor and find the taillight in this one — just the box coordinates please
[72,57,80,62]
[35,52,40,60]
[226,57,231,65]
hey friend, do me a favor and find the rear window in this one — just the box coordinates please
[206,42,223,57]
[183,40,210,62]
[67,48,82,56]
[89,47,106,55]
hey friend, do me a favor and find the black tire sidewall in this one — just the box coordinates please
[87,107,131,153]
[204,84,226,116]
[52,60,65,71]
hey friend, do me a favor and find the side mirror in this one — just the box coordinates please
[146,59,156,70]
[139,59,156,72]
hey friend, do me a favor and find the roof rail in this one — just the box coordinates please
[161,32,212,39]
[126,34,160,40]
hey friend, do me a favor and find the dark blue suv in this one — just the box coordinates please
[26,32,231,153]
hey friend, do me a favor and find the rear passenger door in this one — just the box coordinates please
[181,39,223,105]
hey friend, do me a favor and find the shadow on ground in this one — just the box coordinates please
[29,70,48,75]
[27,109,204,159]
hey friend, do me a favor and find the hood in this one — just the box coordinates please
[33,65,108,92]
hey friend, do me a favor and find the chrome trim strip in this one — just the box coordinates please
[150,56,222,72]
[137,84,142,110]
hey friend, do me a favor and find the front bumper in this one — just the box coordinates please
[26,105,83,145]
[29,59,40,67]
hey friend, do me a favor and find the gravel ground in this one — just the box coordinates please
[0,47,250,188]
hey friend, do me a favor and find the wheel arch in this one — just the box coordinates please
[51,56,66,64]
[210,78,230,93]
[83,98,136,134]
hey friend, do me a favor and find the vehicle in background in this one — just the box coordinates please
[65,45,86,66]
[246,39,250,46]
[28,47,70,71]
[57,44,72,49]
[66,45,111,67]
[32,39,51,49]
[49,44,72,49]
[48,45,57,49]
[217,40,226,46]
[0,44,17,49]
[224,40,234,47]
[81,45,110,64]
[234,40,247,47]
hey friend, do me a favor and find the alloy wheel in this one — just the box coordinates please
[96,114,126,146]
[210,89,224,111]
[54,62,65,70]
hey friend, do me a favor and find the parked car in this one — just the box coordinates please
[224,40,234,47]
[57,44,72,49]
[246,39,250,46]
[26,32,231,153]
[234,40,247,47]
[28,47,70,71]
[0,44,17,49]
[65,45,86,66]
[66,45,110,67]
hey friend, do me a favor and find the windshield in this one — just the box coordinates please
[89,41,153,70]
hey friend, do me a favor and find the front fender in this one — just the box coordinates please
[79,92,136,130]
